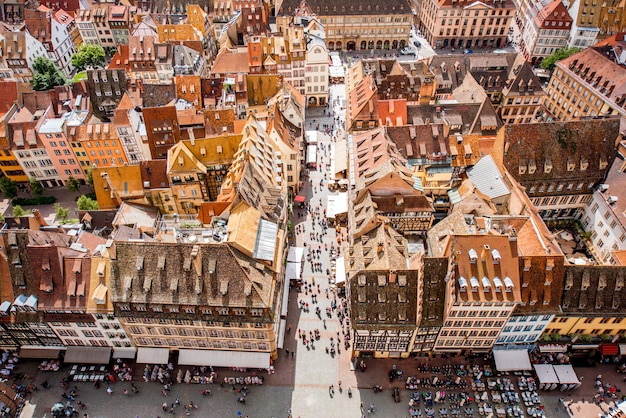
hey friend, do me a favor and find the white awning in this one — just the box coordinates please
[280,265,291,317]
[277,319,287,349]
[136,347,169,364]
[333,138,347,174]
[287,246,304,263]
[327,192,348,219]
[493,349,531,371]
[112,346,137,359]
[335,256,346,285]
[538,344,568,353]
[306,144,317,165]
[64,346,111,364]
[19,345,64,359]
[553,364,580,384]
[620,344,626,355]
[285,262,301,281]
[533,364,559,384]
[177,349,270,368]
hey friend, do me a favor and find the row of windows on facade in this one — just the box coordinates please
[320,16,410,25]
[63,339,132,347]
[119,304,266,316]
[438,338,494,347]
[134,337,270,350]
[439,27,508,37]
[126,326,268,340]
[547,327,626,335]
[527,183,595,195]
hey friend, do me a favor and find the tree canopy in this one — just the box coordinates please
[540,47,582,72]
[29,177,44,197]
[77,195,99,210]
[66,176,81,194]
[32,57,66,91]
[0,177,19,200]
[71,44,106,71]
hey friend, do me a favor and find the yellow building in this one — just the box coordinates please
[166,133,242,213]
[0,105,28,183]
[542,265,626,341]
[544,39,626,123]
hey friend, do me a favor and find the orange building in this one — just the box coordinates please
[70,123,128,169]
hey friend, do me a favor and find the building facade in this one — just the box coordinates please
[278,0,412,51]
[419,0,515,50]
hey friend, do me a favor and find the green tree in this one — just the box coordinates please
[32,57,66,91]
[0,177,19,200]
[540,47,582,72]
[12,205,26,217]
[54,203,70,221]
[29,177,44,197]
[66,176,81,194]
[77,195,99,210]
[71,44,106,71]
[85,169,94,188]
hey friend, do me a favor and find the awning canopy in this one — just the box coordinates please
[112,346,137,359]
[136,347,169,364]
[19,345,64,359]
[294,195,306,203]
[327,193,348,219]
[620,344,626,355]
[538,344,568,353]
[287,246,304,263]
[285,262,301,281]
[333,138,347,174]
[553,364,580,384]
[493,349,531,371]
[64,346,111,364]
[533,364,559,384]
[600,343,619,356]
[571,344,599,350]
[306,144,317,165]
[335,256,346,286]
[277,319,287,349]
[177,349,270,368]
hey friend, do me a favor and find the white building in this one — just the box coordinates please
[75,9,101,46]
[305,33,329,107]
[496,314,554,344]
[50,9,77,76]
[580,156,626,265]
[24,32,48,71]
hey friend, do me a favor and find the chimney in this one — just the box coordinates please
[481,244,490,261]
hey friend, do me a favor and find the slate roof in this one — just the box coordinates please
[502,118,620,190]
[561,265,625,314]
[110,241,275,309]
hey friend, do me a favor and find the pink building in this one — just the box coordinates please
[37,117,85,184]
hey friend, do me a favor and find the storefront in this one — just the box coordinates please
[18,345,64,359]
[493,349,532,372]
[63,346,111,364]
[177,349,270,368]
[136,347,170,364]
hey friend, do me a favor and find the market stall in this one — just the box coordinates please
[553,364,581,390]
[533,364,559,390]
[493,349,532,372]
[327,192,348,224]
